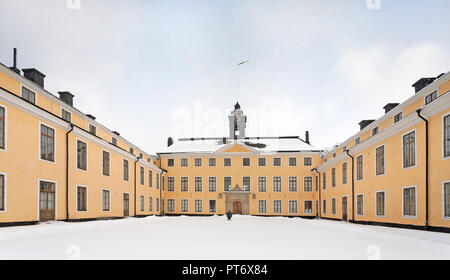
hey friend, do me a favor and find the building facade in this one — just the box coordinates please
[0,53,449,232]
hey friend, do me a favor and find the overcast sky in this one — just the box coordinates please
[1,0,449,154]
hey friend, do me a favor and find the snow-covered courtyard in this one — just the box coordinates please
[0,215,449,260]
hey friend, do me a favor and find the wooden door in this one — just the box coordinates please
[342,196,348,221]
[123,193,130,217]
[233,201,242,215]
[39,181,55,222]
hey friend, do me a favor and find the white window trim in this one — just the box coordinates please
[331,168,336,187]
[122,192,130,215]
[39,121,57,164]
[322,199,326,214]
[37,179,58,221]
[304,200,313,214]
[288,157,297,167]
[195,199,203,213]
[423,89,438,105]
[341,195,348,218]
[180,158,188,167]
[288,200,298,214]
[194,176,202,192]
[442,181,450,220]
[75,138,88,172]
[355,154,364,181]
[101,188,111,212]
[167,176,175,192]
[375,190,386,218]
[0,104,7,152]
[258,200,267,214]
[401,128,418,170]
[194,158,202,167]
[242,157,251,167]
[60,107,72,122]
[167,158,175,167]
[123,159,129,181]
[21,84,37,104]
[101,149,110,177]
[76,185,88,212]
[402,185,417,219]
[224,158,232,167]
[258,157,266,167]
[303,157,313,166]
[303,176,313,192]
[88,124,97,135]
[208,176,217,192]
[208,199,217,213]
[272,157,282,167]
[223,176,231,192]
[273,200,282,214]
[331,197,337,215]
[375,144,386,177]
[181,176,189,192]
[208,157,216,167]
[288,176,297,192]
[356,193,364,217]
[0,172,7,212]
[258,176,267,192]
[273,176,282,192]
[342,162,348,185]
[442,113,450,160]
[181,199,189,212]
[139,166,145,185]
[167,198,175,212]
[149,196,153,212]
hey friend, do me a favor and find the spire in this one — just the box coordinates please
[234,101,241,110]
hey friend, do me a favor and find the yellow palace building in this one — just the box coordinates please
[0,51,449,232]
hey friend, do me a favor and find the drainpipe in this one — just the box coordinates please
[312,168,321,218]
[134,156,139,217]
[345,149,355,222]
[417,108,429,230]
[65,124,74,222]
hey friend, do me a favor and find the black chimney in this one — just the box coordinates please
[305,131,310,144]
[9,48,20,75]
[112,131,120,136]
[383,103,399,114]
[359,120,375,130]
[22,68,45,88]
[58,91,74,106]
[412,77,436,93]
[167,137,173,147]
[86,114,96,120]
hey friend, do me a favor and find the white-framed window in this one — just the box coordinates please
[76,186,88,212]
[356,155,363,180]
[444,114,450,159]
[224,177,232,191]
[288,157,297,166]
[208,158,216,167]
[167,158,174,167]
[304,200,313,214]
[273,157,281,167]
[303,157,312,166]
[149,170,153,187]
[149,197,153,211]
[258,177,266,192]
[331,168,336,187]
[403,130,416,169]
[22,87,35,104]
[102,189,110,212]
[322,199,326,214]
[77,139,87,170]
[258,158,266,166]
[208,177,216,192]
[273,177,281,192]
[181,177,188,192]
[303,176,313,192]
[180,158,188,166]
[425,90,437,105]
[61,108,71,122]
[289,200,297,214]
[194,177,202,192]
[375,145,385,176]
[443,181,450,219]
[195,199,202,212]
[376,191,385,217]
[112,137,117,146]
[88,124,96,135]
[181,199,189,212]
[0,105,6,150]
[402,186,416,218]
[224,158,231,167]
[331,198,336,215]
[209,200,216,213]
[372,127,378,136]
[394,112,403,123]
[167,177,175,191]
[356,194,364,216]
[273,200,281,214]
[195,158,202,167]
[258,200,267,213]
[102,150,110,176]
[0,173,6,211]
[41,124,55,162]
[140,196,145,211]
[167,199,175,212]
[342,162,348,184]
[123,159,129,181]
[140,166,145,185]
[242,176,250,191]
[242,157,250,166]
[322,172,326,190]
[288,177,297,192]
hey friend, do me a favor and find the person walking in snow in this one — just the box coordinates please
[226,209,232,221]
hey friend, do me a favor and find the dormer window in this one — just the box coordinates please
[425,91,437,105]
[89,124,96,135]
[22,87,35,104]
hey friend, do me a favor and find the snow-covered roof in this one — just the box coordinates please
[158,137,321,154]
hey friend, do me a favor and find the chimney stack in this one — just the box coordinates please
[305,131,310,144]
[58,91,74,106]
[383,103,399,114]
[167,137,173,147]
[359,120,375,130]
[22,68,46,88]
[412,77,436,93]
[9,48,20,75]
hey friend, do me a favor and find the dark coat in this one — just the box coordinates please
[226,210,232,220]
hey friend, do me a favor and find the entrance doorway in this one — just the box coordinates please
[233,201,242,214]
[123,193,130,217]
[39,181,55,222]
[342,196,348,221]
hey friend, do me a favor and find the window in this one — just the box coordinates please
[140,196,145,211]
[208,158,216,166]
[76,140,87,170]
[394,112,403,123]
[425,91,437,105]
[181,158,188,167]
[195,158,202,167]
[0,174,5,211]
[181,177,188,192]
[376,145,385,176]
[77,186,87,211]
[258,200,267,213]
[333,153,336,158]
[41,125,55,162]
[289,201,297,214]
[444,115,450,158]
[315,176,318,191]
[332,198,336,215]
[149,197,153,211]
[167,158,174,167]
[209,200,216,213]
[304,177,313,192]
[273,157,281,166]
[224,158,231,167]
[224,177,232,191]
[40,181,55,213]
[357,194,364,216]
[181,199,188,212]
[129,147,134,155]
[403,131,416,168]
[273,177,281,192]
[112,137,117,146]
[156,174,159,189]
[242,157,250,166]
[372,127,378,136]
[342,162,348,184]
[102,151,110,176]
[156,198,159,212]
[209,177,216,192]
[139,153,143,159]
[123,159,129,181]
[376,191,385,216]
[195,200,202,212]
[258,158,266,166]
[322,172,326,190]
[22,87,35,104]
[288,157,297,166]
[149,171,152,187]
[273,200,281,214]
[0,106,4,149]
[89,124,96,135]
[323,199,326,214]
[356,155,363,180]
[258,177,266,192]
[194,177,202,192]
[355,137,360,145]
[243,177,250,191]
[288,177,297,192]
[403,187,416,217]
[167,177,175,191]
[331,168,336,187]
[61,109,71,122]
[342,146,346,152]
[167,199,175,212]
[303,157,312,166]
[444,182,450,218]
[304,201,313,214]
[140,167,145,185]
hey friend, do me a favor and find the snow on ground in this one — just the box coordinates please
[0,215,449,260]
